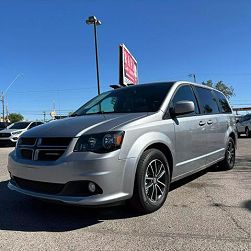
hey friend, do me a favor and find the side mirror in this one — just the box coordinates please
[172,101,195,116]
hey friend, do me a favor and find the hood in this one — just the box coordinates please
[22,113,149,138]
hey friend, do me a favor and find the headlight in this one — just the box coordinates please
[12,130,23,135]
[74,131,125,153]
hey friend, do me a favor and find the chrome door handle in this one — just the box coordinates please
[199,121,206,126]
[207,120,213,125]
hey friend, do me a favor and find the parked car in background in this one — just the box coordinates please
[8,81,237,213]
[0,121,44,146]
[236,114,251,137]
[0,122,10,130]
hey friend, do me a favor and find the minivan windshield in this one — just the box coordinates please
[9,122,30,129]
[72,82,174,116]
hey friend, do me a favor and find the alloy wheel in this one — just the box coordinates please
[226,141,235,167]
[245,128,249,138]
[144,159,167,203]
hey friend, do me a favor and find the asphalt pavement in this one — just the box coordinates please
[0,139,250,250]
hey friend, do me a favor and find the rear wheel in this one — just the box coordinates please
[129,149,170,214]
[245,128,250,138]
[220,138,235,170]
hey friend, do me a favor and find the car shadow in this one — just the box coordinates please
[170,168,209,191]
[0,180,143,232]
[241,200,251,212]
[0,166,231,233]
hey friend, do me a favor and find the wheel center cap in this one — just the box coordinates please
[153,178,157,184]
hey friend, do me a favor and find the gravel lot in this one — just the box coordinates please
[0,139,250,250]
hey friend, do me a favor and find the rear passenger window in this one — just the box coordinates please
[172,85,199,115]
[195,87,219,114]
[214,91,232,113]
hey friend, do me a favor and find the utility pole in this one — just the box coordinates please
[193,74,197,83]
[1,92,4,122]
[5,96,9,122]
[188,73,197,83]
[43,111,46,122]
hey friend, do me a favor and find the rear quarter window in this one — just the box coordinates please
[214,91,232,114]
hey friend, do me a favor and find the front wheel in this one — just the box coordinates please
[220,138,236,170]
[129,149,170,214]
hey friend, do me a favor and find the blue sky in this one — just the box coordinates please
[0,0,251,120]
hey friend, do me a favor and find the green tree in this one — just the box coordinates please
[202,80,235,99]
[8,113,24,123]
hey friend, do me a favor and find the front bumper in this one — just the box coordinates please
[7,150,137,205]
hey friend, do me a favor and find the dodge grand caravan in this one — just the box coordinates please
[8,81,237,213]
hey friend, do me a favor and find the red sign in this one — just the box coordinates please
[120,44,138,86]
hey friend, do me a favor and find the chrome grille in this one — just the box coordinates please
[19,137,36,146]
[40,137,72,147]
[20,149,33,160]
[18,137,72,161]
[37,149,66,161]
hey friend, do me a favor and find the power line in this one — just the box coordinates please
[10,87,95,94]
[187,72,251,76]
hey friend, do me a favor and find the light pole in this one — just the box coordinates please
[86,16,102,95]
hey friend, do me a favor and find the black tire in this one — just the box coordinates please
[245,128,250,138]
[220,138,236,170]
[129,149,170,214]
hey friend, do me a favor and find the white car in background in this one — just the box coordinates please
[0,121,44,146]
[236,114,251,137]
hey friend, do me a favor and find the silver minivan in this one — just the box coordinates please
[8,81,237,213]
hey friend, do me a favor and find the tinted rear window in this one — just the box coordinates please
[195,87,219,114]
[214,91,232,114]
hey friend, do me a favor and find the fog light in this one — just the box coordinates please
[88,182,96,193]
